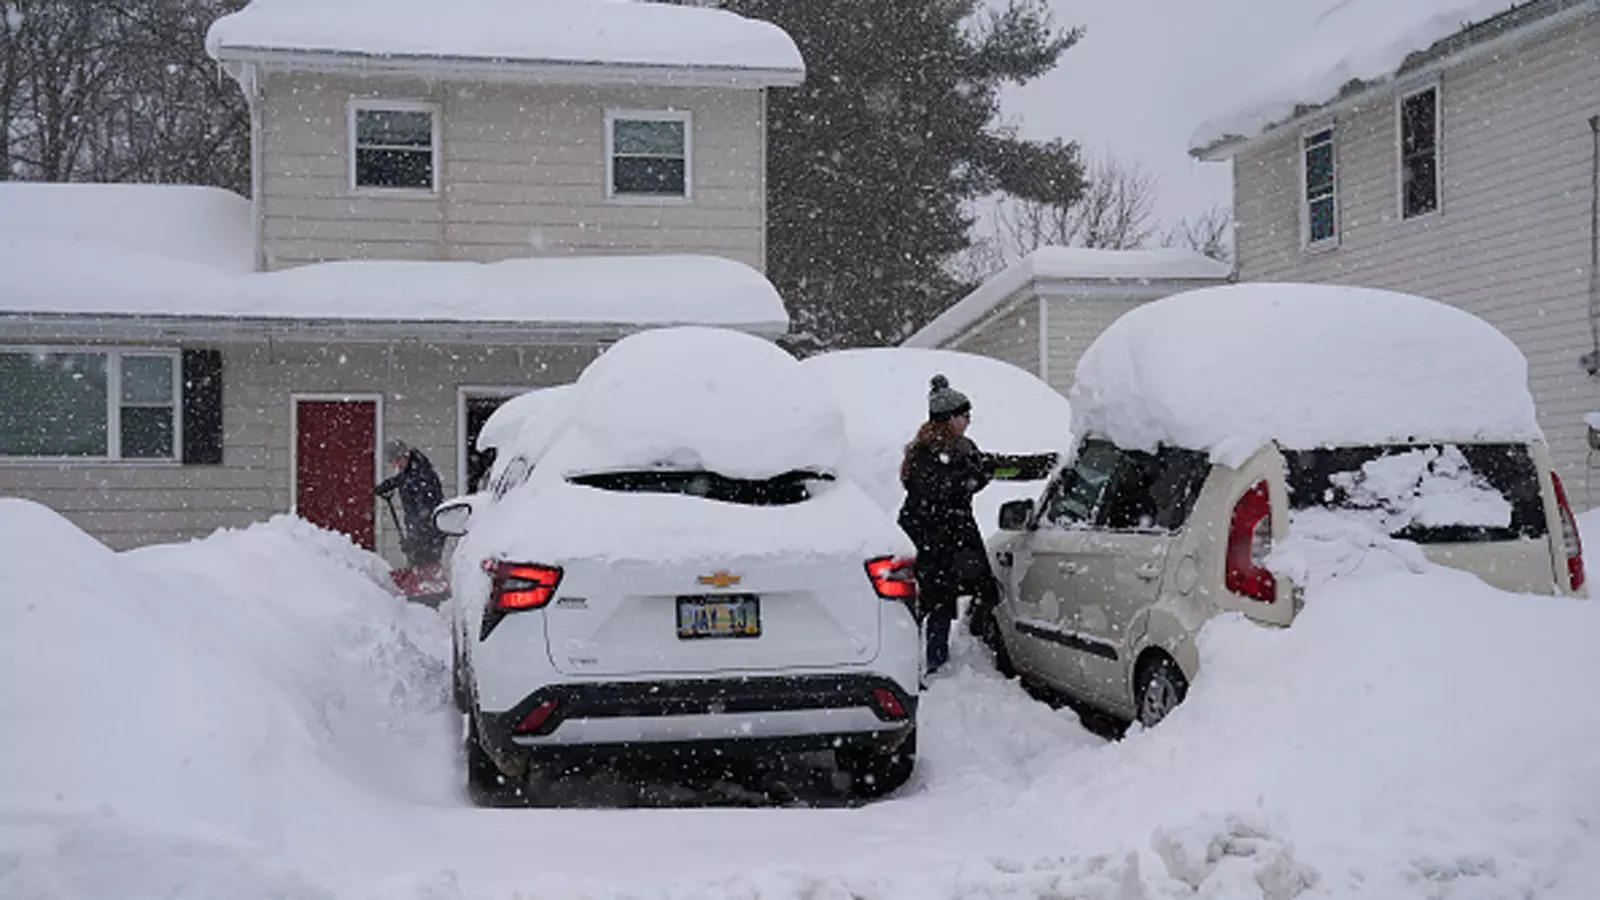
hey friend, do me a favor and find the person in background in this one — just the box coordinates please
[376,438,446,569]
[897,375,996,675]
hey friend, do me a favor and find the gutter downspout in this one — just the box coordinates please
[1586,114,1599,376]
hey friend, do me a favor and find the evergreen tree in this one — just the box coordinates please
[716,0,1083,352]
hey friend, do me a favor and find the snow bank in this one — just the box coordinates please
[1193,0,1520,150]
[1071,282,1541,466]
[207,0,804,78]
[0,183,254,273]
[801,347,1074,535]
[541,327,847,480]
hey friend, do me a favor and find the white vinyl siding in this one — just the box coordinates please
[0,347,180,461]
[1231,13,1600,487]
[948,298,1039,379]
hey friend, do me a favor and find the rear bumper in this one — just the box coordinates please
[477,674,916,767]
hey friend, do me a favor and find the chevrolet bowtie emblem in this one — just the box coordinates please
[697,570,742,589]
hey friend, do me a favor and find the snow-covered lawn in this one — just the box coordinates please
[2,498,1597,898]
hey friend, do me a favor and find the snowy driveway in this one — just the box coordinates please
[5,502,1600,899]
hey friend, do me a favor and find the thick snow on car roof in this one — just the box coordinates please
[538,326,848,479]
[801,347,1074,535]
[1071,283,1542,467]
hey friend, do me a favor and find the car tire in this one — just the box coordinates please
[838,727,916,799]
[465,709,530,808]
[989,625,1017,679]
[451,632,470,713]
[1135,654,1189,728]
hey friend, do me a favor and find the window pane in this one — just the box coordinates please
[121,355,173,404]
[1309,196,1336,243]
[613,156,686,195]
[1401,90,1436,155]
[355,109,432,147]
[1304,141,1333,199]
[1098,447,1212,532]
[120,406,175,459]
[355,147,433,189]
[1044,441,1119,526]
[0,351,108,456]
[613,119,685,155]
[1403,154,1438,217]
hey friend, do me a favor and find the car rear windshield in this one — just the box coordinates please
[568,469,832,506]
[1282,443,1547,543]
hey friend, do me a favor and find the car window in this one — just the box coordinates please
[568,469,833,506]
[1097,445,1212,533]
[1039,440,1118,528]
[491,456,530,500]
[1282,443,1547,543]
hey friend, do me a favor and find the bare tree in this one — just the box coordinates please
[992,153,1157,262]
[1162,203,1233,264]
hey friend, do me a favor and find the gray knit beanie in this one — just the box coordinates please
[928,374,971,421]
[383,438,410,465]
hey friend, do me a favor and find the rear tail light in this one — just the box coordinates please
[866,556,918,601]
[480,560,563,639]
[1225,480,1277,603]
[511,699,562,736]
[870,686,908,720]
[1551,473,1585,591]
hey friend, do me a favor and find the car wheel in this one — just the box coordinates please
[1135,655,1189,728]
[990,625,1017,679]
[464,709,530,808]
[838,727,916,799]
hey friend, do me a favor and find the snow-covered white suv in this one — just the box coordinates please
[434,328,921,804]
[983,284,1588,729]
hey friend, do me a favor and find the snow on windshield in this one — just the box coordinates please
[1328,445,1513,531]
[537,326,848,481]
[1070,283,1542,467]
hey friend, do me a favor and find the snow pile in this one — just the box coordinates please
[0,182,254,273]
[1327,444,1512,531]
[1071,283,1541,466]
[801,347,1074,535]
[542,327,847,479]
[1193,0,1520,150]
[207,0,804,78]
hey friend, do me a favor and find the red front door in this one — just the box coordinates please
[295,399,377,550]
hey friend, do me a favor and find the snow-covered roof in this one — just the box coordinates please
[1070,283,1543,466]
[905,247,1232,349]
[1191,0,1552,156]
[0,183,788,339]
[206,0,805,87]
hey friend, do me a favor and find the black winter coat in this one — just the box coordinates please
[376,450,446,566]
[897,435,993,616]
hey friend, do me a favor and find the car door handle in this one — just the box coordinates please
[1058,561,1082,575]
[1134,564,1161,582]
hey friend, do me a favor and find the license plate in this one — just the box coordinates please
[676,595,761,639]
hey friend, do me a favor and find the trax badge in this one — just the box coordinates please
[697,570,742,589]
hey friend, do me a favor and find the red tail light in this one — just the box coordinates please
[511,699,561,736]
[480,560,562,639]
[1551,473,1585,591]
[1225,480,1277,603]
[871,687,907,720]
[866,556,918,600]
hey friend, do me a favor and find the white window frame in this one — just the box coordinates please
[1299,123,1339,251]
[1396,82,1442,221]
[604,108,693,203]
[455,385,532,496]
[348,98,440,195]
[0,345,182,463]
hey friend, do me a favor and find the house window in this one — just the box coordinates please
[607,111,690,198]
[0,348,180,459]
[351,101,436,191]
[1400,86,1439,218]
[1303,128,1337,246]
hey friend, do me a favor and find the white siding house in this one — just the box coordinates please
[904,248,1232,396]
[0,0,802,561]
[1193,0,1600,494]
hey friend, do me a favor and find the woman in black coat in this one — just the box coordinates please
[898,375,993,674]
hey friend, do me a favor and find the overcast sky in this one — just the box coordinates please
[999,0,1333,229]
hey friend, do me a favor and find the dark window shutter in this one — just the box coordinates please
[182,349,224,465]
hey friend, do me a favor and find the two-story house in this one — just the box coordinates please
[0,0,803,560]
[1192,0,1599,495]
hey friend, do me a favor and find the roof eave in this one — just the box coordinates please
[213,45,805,88]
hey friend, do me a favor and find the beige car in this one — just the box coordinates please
[985,436,1587,728]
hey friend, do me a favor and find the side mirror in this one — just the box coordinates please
[998,499,1034,532]
[433,499,476,536]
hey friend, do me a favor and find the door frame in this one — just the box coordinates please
[455,385,530,496]
[288,392,385,516]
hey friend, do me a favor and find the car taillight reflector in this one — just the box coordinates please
[1225,480,1277,603]
[1551,473,1585,591]
[871,687,907,720]
[865,556,918,600]
[484,560,563,611]
[511,699,561,736]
